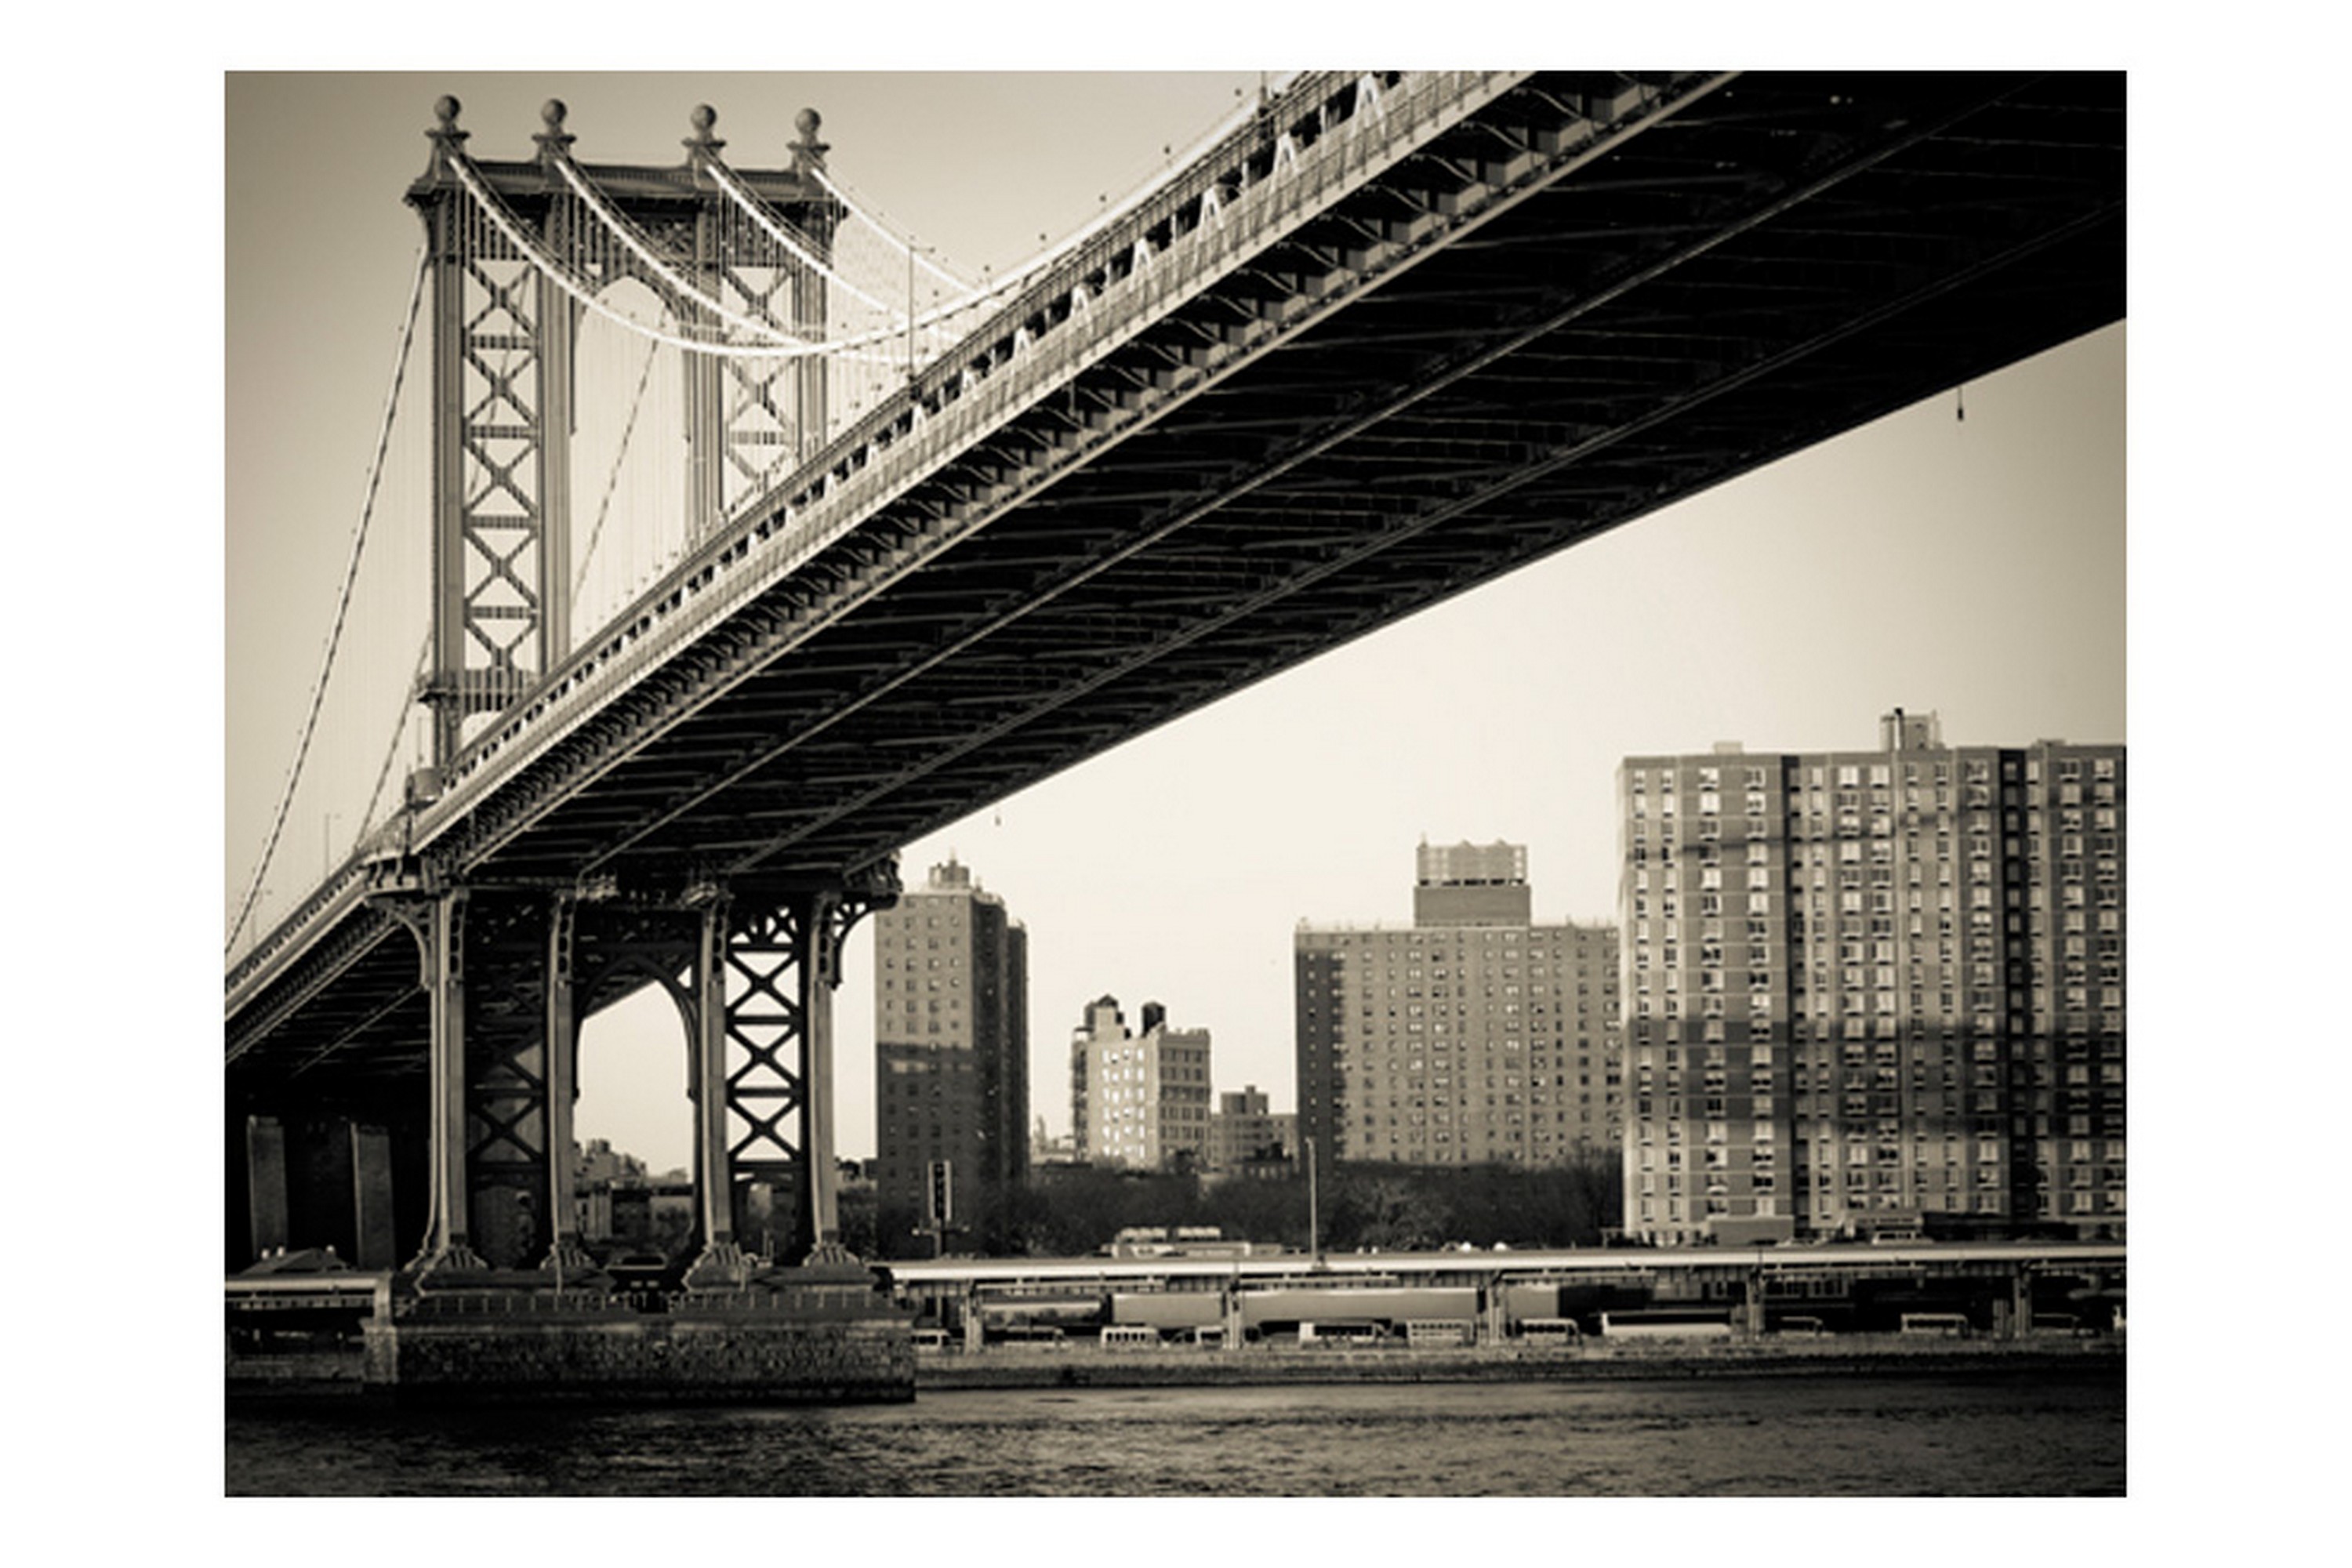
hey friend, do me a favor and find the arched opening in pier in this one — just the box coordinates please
[572,980,698,1264]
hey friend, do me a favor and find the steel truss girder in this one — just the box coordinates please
[744,219,2118,866]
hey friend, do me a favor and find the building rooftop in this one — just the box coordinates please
[1295,915,1616,934]
[1415,837,1526,887]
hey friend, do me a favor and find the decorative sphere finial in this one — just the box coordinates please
[691,104,717,135]
[428,96,469,152]
[533,96,575,156]
[789,107,829,173]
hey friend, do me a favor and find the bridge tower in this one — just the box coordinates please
[405,96,838,771]
[363,100,896,1287]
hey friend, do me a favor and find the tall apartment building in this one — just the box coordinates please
[872,857,1029,1247]
[1618,710,2125,1246]
[1294,841,1621,1169]
[1069,996,1214,1171]
[1207,1085,1298,1173]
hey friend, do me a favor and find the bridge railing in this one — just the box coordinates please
[230,70,1528,994]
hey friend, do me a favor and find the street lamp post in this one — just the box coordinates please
[1307,1135,1321,1266]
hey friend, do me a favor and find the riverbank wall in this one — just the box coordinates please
[365,1313,914,1403]
[227,1269,916,1404]
[913,1334,2122,1391]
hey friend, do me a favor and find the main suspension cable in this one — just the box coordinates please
[449,154,802,358]
[808,74,1290,321]
[228,238,429,955]
[550,153,804,348]
[454,153,948,364]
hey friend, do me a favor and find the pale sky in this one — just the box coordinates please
[224,70,2124,1174]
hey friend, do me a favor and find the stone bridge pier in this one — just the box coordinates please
[227,1105,408,1273]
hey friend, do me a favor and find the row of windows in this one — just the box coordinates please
[1301,926,1606,946]
[1631,790,2122,828]
[1627,754,2118,793]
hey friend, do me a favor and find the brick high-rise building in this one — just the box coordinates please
[1070,996,1214,1171]
[1294,841,1621,1170]
[872,857,1029,1249]
[1618,710,2125,1246]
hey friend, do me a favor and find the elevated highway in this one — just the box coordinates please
[880,1239,2129,1341]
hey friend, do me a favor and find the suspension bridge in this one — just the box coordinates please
[224,71,2123,1362]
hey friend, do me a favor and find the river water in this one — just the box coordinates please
[226,1368,2122,1495]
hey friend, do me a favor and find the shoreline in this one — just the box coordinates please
[229,1331,2119,1401]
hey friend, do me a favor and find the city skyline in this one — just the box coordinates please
[224,73,2125,1176]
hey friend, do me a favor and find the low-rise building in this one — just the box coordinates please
[1207,1085,1297,1172]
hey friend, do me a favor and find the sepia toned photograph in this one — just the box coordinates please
[223,65,2126,1498]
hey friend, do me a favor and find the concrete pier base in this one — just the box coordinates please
[361,1268,913,1403]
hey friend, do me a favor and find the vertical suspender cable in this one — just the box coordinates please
[358,635,432,841]
[575,332,662,604]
